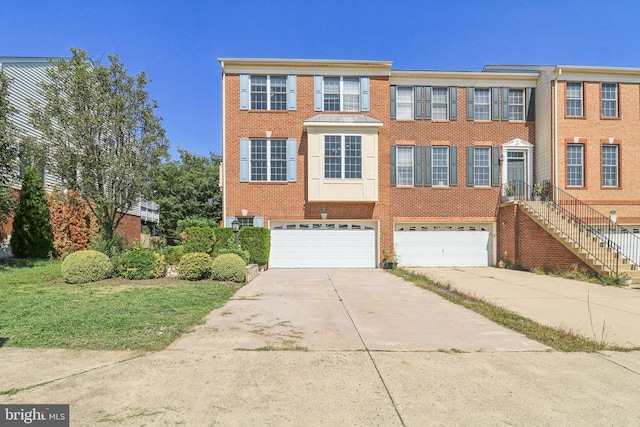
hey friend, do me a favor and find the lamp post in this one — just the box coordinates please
[232,219,240,248]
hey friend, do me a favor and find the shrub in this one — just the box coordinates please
[212,228,234,255]
[175,218,219,243]
[120,248,167,280]
[159,245,184,265]
[10,166,53,258]
[61,250,113,284]
[181,226,215,254]
[211,253,246,283]
[238,227,270,265]
[219,248,251,264]
[178,252,213,281]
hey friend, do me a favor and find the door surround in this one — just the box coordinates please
[501,138,533,188]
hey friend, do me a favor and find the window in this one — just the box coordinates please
[250,75,287,111]
[473,147,490,186]
[396,87,413,120]
[474,88,490,120]
[324,135,362,179]
[566,82,583,117]
[602,145,619,187]
[237,216,254,228]
[396,146,414,186]
[250,139,287,181]
[432,147,449,186]
[508,89,524,121]
[432,88,449,120]
[324,77,360,112]
[567,144,584,187]
[602,84,618,118]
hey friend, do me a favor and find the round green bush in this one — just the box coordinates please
[120,248,167,280]
[178,252,213,281]
[211,253,246,283]
[61,250,113,284]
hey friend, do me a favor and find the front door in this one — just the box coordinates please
[507,152,525,196]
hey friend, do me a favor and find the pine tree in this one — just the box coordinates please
[10,166,53,258]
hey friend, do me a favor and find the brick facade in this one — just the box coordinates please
[117,213,142,246]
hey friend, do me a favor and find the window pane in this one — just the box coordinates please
[251,76,267,110]
[508,89,524,121]
[566,82,583,117]
[324,78,340,111]
[474,89,490,120]
[396,87,413,120]
[432,147,448,186]
[474,147,490,186]
[432,88,448,120]
[270,76,287,111]
[397,146,413,186]
[343,78,360,112]
[270,139,287,181]
[567,144,583,186]
[602,145,618,187]
[344,136,362,178]
[324,135,342,178]
[602,84,617,118]
[251,139,267,181]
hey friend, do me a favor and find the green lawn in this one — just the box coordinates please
[0,259,240,351]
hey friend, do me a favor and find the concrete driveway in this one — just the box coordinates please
[2,269,640,426]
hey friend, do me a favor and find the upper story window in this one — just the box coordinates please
[602,145,619,187]
[324,135,362,179]
[250,75,286,110]
[508,89,525,121]
[432,88,449,120]
[395,87,413,120]
[396,146,414,186]
[250,139,287,181]
[567,144,584,187]
[323,77,360,112]
[602,83,618,118]
[566,82,583,117]
[240,74,296,111]
[474,88,490,121]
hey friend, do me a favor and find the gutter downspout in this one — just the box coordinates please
[220,61,227,228]
[554,68,561,201]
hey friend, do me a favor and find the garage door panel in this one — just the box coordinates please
[271,227,375,268]
[395,228,491,267]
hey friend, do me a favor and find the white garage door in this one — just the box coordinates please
[394,224,492,267]
[270,223,376,268]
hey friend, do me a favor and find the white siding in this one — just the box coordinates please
[535,71,553,183]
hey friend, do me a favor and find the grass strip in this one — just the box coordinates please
[391,268,635,352]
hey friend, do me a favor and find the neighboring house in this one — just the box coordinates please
[0,57,159,256]
[219,58,640,270]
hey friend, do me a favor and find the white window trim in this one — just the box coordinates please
[566,82,583,117]
[474,88,490,121]
[396,87,413,120]
[324,135,363,180]
[432,87,449,121]
[250,138,287,182]
[432,146,449,186]
[473,146,491,187]
[250,75,287,111]
[396,146,414,186]
[567,144,584,187]
[602,144,619,187]
[508,88,525,121]
[323,77,360,112]
[601,83,618,118]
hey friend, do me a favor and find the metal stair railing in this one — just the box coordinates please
[502,180,640,276]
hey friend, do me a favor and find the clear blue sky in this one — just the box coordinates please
[4,0,640,159]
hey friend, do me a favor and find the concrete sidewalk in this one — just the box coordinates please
[409,267,640,348]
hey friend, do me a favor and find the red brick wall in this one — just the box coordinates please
[497,203,591,271]
[117,213,141,246]
[556,81,640,223]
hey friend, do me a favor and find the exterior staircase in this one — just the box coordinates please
[506,181,640,284]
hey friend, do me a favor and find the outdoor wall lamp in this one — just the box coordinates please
[610,210,617,224]
[321,207,328,220]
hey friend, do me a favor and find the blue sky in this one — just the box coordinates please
[4,0,640,158]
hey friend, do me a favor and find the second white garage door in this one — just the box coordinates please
[270,223,376,268]
[394,224,492,267]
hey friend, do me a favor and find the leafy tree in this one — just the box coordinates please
[155,149,222,243]
[10,166,53,258]
[29,48,169,250]
[0,71,19,224]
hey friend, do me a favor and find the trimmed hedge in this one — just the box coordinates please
[175,218,218,243]
[238,227,270,265]
[178,252,213,281]
[61,250,113,284]
[219,248,250,264]
[212,228,234,255]
[181,227,215,254]
[211,253,246,283]
[120,248,167,280]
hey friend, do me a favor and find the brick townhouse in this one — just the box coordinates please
[220,58,640,270]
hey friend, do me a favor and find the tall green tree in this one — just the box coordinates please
[30,48,169,249]
[0,70,19,224]
[10,166,53,258]
[155,149,222,243]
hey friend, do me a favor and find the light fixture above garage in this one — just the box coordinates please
[321,207,328,220]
